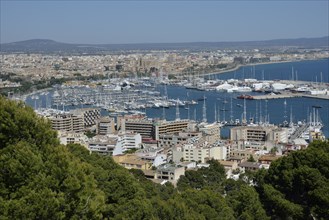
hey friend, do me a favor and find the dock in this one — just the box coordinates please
[252,92,329,100]
[252,93,302,100]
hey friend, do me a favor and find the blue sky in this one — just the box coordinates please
[1,1,328,44]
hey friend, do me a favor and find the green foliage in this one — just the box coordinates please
[247,155,256,162]
[84,130,96,138]
[177,159,226,192]
[1,97,328,219]
[256,140,329,219]
[225,179,269,220]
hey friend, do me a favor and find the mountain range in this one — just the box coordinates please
[1,36,328,53]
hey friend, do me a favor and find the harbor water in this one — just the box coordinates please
[25,59,329,138]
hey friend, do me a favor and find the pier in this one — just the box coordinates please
[252,93,302,100]
[251,92,329,100]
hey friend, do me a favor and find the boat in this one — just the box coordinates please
[236,104,242,107]
[237,94,254,100]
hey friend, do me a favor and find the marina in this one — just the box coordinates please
[21,59,329,138]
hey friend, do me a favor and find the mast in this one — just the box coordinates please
[255,101,258,124]
[259,101,262,124]
[164,84,168,100]
[214,104,217,122]
[202,96,207,123]
[283,99,287,124]
[265,100,268,124]
[162,106,166,120]
[187,105,190,120]
[289,106,293,127]
[175,99,180,121]
[230,97,233,124]
[295,70,298,81]
[194,109,197,121]
[242,98,247,125]
[291,66,294,81]
[217,103,220,123]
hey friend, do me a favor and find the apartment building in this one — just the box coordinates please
[154,120,190,140]
[113,154,153,170]
[198,122,221,144]
[122,119,155,139]
[88,135,117,155]
[96,117,115,135]
[158,131,202,148]
[156,164,185,182]
[50,113,84,133]
[70,108,100,127]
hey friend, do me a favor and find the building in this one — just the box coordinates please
[58,131,88,148]
[113,154,153,170]
[88,132,142,155]
[231,126,272,142]
[123,118,155,139]
[198,122,221,144]
[158,131,202,148]
[155,120,190,140]
[238,161,262,172]
[115,132,142,152]
[271,128,288,143]
[70,108,101,127]
[174,136,227,163]
[230,125,286,149]
[50,113,84,133]
[121,117,191,140]
[96,117,115,135]
[258,154,282,169]
[218,160,238,178]
[229,149,259,162]
[156,163,185,182]
[88,135,117,155]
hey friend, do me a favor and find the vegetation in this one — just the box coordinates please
[1,96,329,219]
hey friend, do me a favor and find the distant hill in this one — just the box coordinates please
[1,36,328,53]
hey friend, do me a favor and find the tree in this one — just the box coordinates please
[247,155,256,162]
[257,140,329,219]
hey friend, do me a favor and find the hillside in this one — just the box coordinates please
[0,96,328,219]
[1,36,328,53]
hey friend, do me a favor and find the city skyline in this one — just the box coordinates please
[1,1,328,44]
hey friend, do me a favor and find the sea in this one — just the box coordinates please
[145,59,329,138]
[25,59,329,138]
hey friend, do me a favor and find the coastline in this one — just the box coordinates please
[201,58,328,77]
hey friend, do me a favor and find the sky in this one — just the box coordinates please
[1,1,328,44]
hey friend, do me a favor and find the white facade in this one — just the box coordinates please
[182,144,227,163]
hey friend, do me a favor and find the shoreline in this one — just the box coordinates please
[201,58,328,77]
